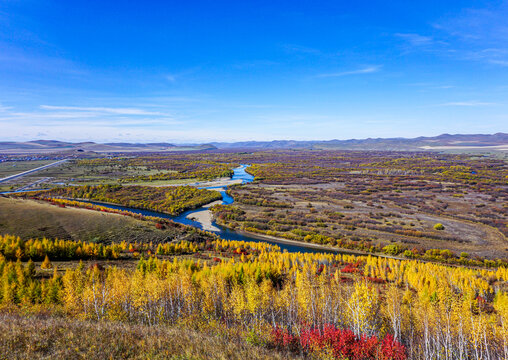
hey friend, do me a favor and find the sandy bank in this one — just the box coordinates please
[143,177,243,189]
[186,209,220,232]
[203,200,223,208]
[193,178,243,188]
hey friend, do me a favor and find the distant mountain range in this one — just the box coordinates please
[0,133,506,154]
[211,133,508,151]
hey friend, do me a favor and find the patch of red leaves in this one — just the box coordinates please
[272,324,406,360]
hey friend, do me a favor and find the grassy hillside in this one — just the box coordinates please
[0,313,290,360]
[0,197,181,244]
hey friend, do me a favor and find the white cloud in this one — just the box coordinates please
[395,33,434,46]
[40,105,163,116]
[0,103,182,133]
[430,4,508,66]
[316,66,381,78]
[0,104,11,112]
[488,59,508,66]
[283,44,322,55]
[3,111,98,120]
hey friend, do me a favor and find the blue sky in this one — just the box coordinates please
[0,0,507,143]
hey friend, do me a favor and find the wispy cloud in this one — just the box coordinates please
[0,104,11,112]
[430,4,508,66]
[406,82,455,89]
[283,44,322,55]
[462,48,508,66]
[162,67,200,83]
[439,101,497,107]
[395,33,435,47]
[0,42,86,77]
[489,59,508,66]
[0,103,183,132]
[40,105,163,116]
[391,5,508,67]
[432,6,508,43]
[5,111,98,120]
[232,60,278,70]
[316,66,381,78]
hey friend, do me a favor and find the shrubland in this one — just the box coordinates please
[208,150,507,261]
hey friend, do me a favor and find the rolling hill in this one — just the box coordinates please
[0,133,506,154]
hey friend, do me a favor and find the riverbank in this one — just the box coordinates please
[193,178,243,188]
[216,222,379,256]
[186,210,220,232]
[186,200,222,231]
[52,196,349,255]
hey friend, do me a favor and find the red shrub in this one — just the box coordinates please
[341,262,363,274]
[272,324,406,360]
[271,326,299,352]
[380,334,407,360]
[316,264,325,275]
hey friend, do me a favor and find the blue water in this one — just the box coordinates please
[230,164,256,184]
[83,165,334,254]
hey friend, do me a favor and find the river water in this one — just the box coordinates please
[2,165,336,253]
[83,165,335,253]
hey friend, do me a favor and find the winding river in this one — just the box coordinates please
[1,165,342,253]
[85,165,338,253]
